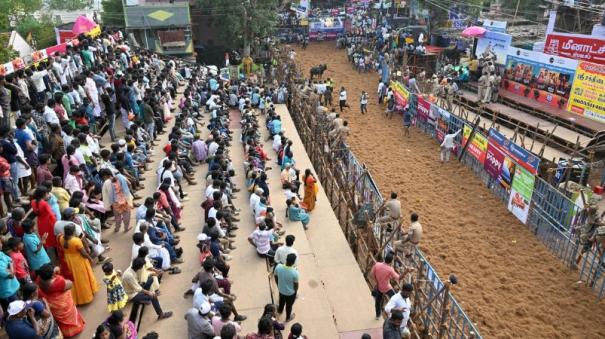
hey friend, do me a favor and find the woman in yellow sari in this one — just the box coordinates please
[302,169,317,212]
[58,224,99,305]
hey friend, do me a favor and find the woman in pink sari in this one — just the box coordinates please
[35,263,85,337]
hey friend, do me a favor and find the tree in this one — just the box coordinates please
[101,0,125,28]
[197,0,279,54]
[15,14,60,49]
[47,0,90,11]
[0,34,18,63]
[0,0,43,31]
[0,0,59,50]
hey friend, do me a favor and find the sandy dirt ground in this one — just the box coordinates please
[294,41,605,339]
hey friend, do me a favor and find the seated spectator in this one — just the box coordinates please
[121,258,173,320]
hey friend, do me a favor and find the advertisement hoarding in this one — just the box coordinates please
[567,61,605,123]
[503,47,577,109]
[544,33,605,65]
[462,125,488,164]
[475,31,512,64]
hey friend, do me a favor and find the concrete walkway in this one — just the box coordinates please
[78,103,381,338]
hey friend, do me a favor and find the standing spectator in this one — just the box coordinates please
[0,126,21,203]
[384,284,414,338]
[382,310,404,339]
[338,87,350,112]
[274,235,298,267]
[274,253,299,322]
[57,224,99,305]
[100,168,133,233]
[0,239,20,310]
[301,169,317,212]
[369,253,399,319]
[21,219,51,272]
[30,187,57,258]
[360,90,368,114]
[35,263,85,337]
[439,129,461,163]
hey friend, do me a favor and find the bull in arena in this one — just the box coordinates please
[310,64,327,80]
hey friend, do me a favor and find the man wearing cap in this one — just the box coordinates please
[384,283,414,338]
[185,301,215,339]
[5,300,41,338]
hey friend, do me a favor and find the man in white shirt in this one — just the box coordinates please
[208,140,219,158]
[440,129,461,162]
[384,283,414,337]
[377,81,385,104]
[42,104,60,125]
[338,87,350,112]
[52,56,67,86]
[249,188,262,215]
[247,223,275,259]
[272,132,283,153]
[274,235,298,267]
[31,66,48,100]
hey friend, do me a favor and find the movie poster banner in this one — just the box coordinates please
[567,61,605,123]
[503,47,578,109]
[390,80,409,108]
[507,166,536,224]
[544,33,605,65]
[416,95,431,122]
[486,128,540,175]
[462,125,488,164]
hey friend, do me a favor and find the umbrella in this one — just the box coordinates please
[72,16,97,35]
[461,26,487,37]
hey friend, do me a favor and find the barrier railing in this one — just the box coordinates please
[407,91,605,301]
[280,70,482,338]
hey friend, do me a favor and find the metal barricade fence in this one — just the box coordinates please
[410,248,482,339]
[531,177,583,233]
[405,90,605,300]
[280,84,483,338]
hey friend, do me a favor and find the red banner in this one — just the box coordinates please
[544,33,605,65]
[57,30,77,44]
[46,43,67,57]
[416,95,431,122]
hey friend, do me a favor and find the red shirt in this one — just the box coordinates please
[9,251,29,280]
[0,156,9,178]
[371,262,399,293]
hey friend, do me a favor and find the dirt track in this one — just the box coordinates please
[294,41,605,338]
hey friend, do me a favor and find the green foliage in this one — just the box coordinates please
[101,0,125,28]
[0,34,18,63]
[0,0,43,31]
[197,0,279,49]
[47,0,90,11]
[15,14,60,49]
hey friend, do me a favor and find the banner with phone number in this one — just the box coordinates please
[462,124,488,164]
